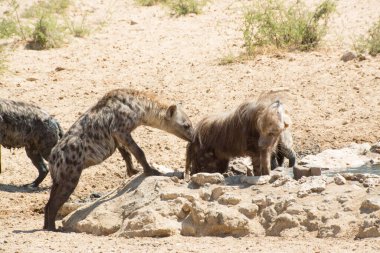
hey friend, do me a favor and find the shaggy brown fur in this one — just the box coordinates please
[0,98,63,187]
[185,94,290,179]
[44,88,194,231]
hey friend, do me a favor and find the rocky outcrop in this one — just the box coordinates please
[61,164,380,240]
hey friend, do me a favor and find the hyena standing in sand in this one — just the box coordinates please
[0,98,63,187]
[44,88,194,231]
[185,94,290,179]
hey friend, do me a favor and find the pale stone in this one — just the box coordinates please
[334,174,346,185]
[240,175,270,185]
[360,198,380,213]
[191,173,225,186]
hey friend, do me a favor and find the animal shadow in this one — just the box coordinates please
[0,183,49,193]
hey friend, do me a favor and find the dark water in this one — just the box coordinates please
[323,164,380,176]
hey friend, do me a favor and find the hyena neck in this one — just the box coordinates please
[140,102,168,131]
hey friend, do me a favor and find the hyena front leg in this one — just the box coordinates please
[25,147,48,188]
[114,133,161,176]
[117,146,140,177]
[260,149,271,175]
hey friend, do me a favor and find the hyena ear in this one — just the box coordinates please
[283,114,291,128]
[166,105,177,119]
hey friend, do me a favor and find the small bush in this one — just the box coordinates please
[65,15,90,38]
[354,19,380,56]
[135,0,167,6]
[168,0,204,16]
[243,0,336,55]
[28,15,65,50]
[0,18,18,39]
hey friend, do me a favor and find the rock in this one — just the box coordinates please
[334,174,346,185]
[297,177,326,197]
[363,178,380,187]
[360,198,380,213]
[274,196,296,214]
[337,195,350,204]
[357,54,366,61]
[251,195,267,210]
[58,202,84,218]
[191,173,225,186]
[229,157,251,175]
[370,142,380,154]
[356,213,380,239]
[218,193,241,205]
[293,165,321,180]
[118,209,179,237]
[267,213,299,236]
[272,175,292,187]
[211,186,226,200]
[240,175,270,185]
[262,206,277,225]
[285,203,304,215]
[340,51,356,62]
[238,203,259,219]
[317,223,341,238]
[299,143,372,172]
[182,202,250,236]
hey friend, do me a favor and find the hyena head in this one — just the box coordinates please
[164,104,194,141]
[257,101,290,149]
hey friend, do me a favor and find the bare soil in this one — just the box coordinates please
[1,0,380,252]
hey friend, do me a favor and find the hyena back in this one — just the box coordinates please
[44,88,194,231]
[0,98,63,187]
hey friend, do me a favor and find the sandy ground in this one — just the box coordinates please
[1,0,380,252]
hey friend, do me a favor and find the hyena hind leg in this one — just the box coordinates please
[25,147,48,188]
[118,146,140,177]
[44,170,82,231]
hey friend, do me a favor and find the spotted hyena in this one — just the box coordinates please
[44,88,194,231]
[0,98,63,187]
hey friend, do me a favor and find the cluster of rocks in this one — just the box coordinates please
[60,143,380,239]
[61,169,380,239]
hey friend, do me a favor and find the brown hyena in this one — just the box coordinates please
[185,94,290,179]
[0,98,63,187]
[44,88,194,231]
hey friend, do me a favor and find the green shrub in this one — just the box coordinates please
[354,19,380,56]
[168,0,204,16]
[0,18,18,39]
[243,0,336,55]
[65,15,90,38]
[28,15,65,50]
[135,0,167,7]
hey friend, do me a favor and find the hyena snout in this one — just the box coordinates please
[165,104,194,141]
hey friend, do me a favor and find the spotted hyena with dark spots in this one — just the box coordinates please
[44,88,194,231]
[0,98,64,187]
